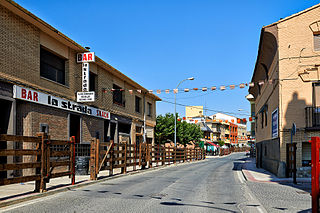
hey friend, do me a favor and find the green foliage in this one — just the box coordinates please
[155,113,203,145]
[217,140,225,147]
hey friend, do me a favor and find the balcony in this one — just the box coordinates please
[306,107,320,130]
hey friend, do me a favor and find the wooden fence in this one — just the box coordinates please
[90,140,205,180]
[219,147,250,156]
[0,133,75,192]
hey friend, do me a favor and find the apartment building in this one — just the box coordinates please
[249,3,320,177]
[0,0,160,178]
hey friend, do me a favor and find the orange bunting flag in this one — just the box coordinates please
[229,85,235,90]
[239,83,245,88]
[249,82,254,87]
[156,90,161,94]
[195,120,198,124]
[148,90,153,94]
[202,87,207,91]
[184,88,190,92]
[249,117,253,121]
[165,89,170,94]
[231,119,234,123]
[211,86,216,90]
[243,118,247,123]
[220,86,226,91]
[183,117,186,120]
[225,120,228,123]
[173,89,178,94]
[237,118,241,123]
[193,88,199,91]
[177,118,181,121]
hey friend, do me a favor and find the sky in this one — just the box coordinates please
[14,0,320,119]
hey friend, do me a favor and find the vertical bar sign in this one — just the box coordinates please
[82,63,89,92]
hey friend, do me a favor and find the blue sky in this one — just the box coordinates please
[15,0,320,118]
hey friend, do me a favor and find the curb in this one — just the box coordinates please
[0,159,207,208]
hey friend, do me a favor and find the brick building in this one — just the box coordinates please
[0,0,160,178]
[249,3,320,177]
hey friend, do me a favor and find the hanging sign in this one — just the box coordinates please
[77,91,95,102]
[77,52,95,63]
[82,63,89,92]
[272,108,279,138]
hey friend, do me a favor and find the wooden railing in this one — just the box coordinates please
[219,147,250,156]
[90,140,205,180]
[0,133,75,192]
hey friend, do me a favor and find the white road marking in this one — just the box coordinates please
[0,194,58,212]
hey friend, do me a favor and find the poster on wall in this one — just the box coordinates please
[272,108,279,138]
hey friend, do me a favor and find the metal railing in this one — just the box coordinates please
[306,107,320,128]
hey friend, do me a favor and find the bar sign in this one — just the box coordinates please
[82,63,89,92]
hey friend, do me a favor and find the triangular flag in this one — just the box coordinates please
[129,90,133,94]
[193,88,199,91]
[156,90,161,94]
[137,90,142,93]
[220,86,226,91]
[239,83,245,88]
[148,90,153,94]
[184,88,190,92]
[165,89,170,94]
[249,82,254,87]
[202,87,207,91]
[229,85,235,90]
[211,86,216,91]
[173,89,178,94]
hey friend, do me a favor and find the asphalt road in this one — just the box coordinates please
[1,153,266,213]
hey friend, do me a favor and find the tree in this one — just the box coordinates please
[217,140,225,147]
[155,113,203,145]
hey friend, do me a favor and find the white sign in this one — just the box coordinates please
[77,92,95,102]
[272,108,278,138]
[82,63,89,92]
[13,85,110,120]
[77,52,95,63]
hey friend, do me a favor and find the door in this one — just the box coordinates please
[69,114,80,143]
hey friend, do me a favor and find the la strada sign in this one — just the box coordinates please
[13,85,110,120]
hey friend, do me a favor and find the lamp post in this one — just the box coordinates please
[174,77,195,147]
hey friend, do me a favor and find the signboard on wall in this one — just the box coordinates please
[77,91,95,102]
[77,52,95,63]
[82,63,89,92]
[13,85,109,120]
[272,108,279,138]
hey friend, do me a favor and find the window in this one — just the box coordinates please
[89,72,97,92]
[113,84,125,106]
[314,34,320,51]
[135,96,141,113]
[265,110,268,127]
[40,47,66,85]
[147,102,152,117]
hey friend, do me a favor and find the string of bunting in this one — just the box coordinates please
[103,79,275,94]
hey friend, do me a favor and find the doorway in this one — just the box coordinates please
[0,99,12,178]
[69,114,81,143]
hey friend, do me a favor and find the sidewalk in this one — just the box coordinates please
[242,157,311,183]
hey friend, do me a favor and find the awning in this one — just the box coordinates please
[207,141,220,147]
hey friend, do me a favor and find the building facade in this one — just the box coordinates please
[249,3,320,177]
[0,0,160,178]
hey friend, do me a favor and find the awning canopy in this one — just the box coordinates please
[207,141,220,147]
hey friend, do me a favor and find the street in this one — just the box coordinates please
[0,153,311,213]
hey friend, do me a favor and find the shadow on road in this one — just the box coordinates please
[160,201,238,213]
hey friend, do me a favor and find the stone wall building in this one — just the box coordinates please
[0,0,160,178]
[249,3,320,177]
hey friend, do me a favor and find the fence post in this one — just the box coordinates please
[174,147,177,164]
[109,141,114,176]
[122,142,127,174]
[40,133,47,192]
[90,139,97,180]
[70,136,76,185]
[133,143,137,171]
[148,144,152,168]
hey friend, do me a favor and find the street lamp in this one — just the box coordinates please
[174,77,195,147]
